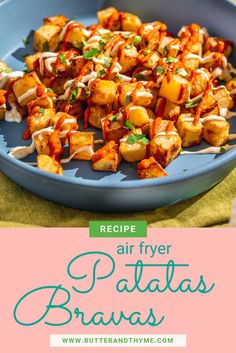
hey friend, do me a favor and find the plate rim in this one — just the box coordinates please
[0,147,235,189]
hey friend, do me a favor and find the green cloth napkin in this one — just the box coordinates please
[0,169,235,228]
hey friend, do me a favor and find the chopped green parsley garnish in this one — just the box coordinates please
[59,52,67,64]
[22,38,29,46]
[109,115,117,122]
[135,73,145,81]
[125,120,135,131]
[126,134,149,145]
[163,46,168,55]
[104,59,111,68]
[156,66,165,75]
[97,69,106,78]
[69,86,79,102]
[165,56,175,63]
[43,41,49,52]
[74,41,85,50]
[83,48,100,60]
[133,36,142,46]
[185,98,202,109]
[38,108,45,114]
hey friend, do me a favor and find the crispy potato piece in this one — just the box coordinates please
[200,94,219,117]
[91,80,117,105]
[213,87,233,116]
[69,132,94,160]
[50,111,78,131]
[226,78,236,93]
[103,118,129,144]
[190,42,203,56]
[127,106,150,128]
[43,15,69,27]
[159,75,191,104]
[34,24,61,52]
[34,131,51,155]
[25,53,41,72]
[119,83,153,107]
[0,90,7,120]
[158,37,180,58]
[137,157,167,179]
[142,51,160,69]
[202,118,229,146]
[176,114,203,147]
[149,120,182,167]
[121,13,142,32]
[119,129,148,162]
[156,97,180,120]
[88,105,112,129]
[12,72,42,107]
[184,58,200,71]
[65,27,86,48]
[97,7,118,26]
[28,108,56,134]
[191,70,210,97]
[0,60,12,73]
[204,37,232,57]
[119,46,138,73]
[92,140,121,172]
[37,155,63,175]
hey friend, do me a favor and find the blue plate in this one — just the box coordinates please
[0,0,236,212]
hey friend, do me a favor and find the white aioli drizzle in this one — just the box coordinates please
[17,87,38,105]
[181,144,236,155]
[61,145,94,164]
[5,103,23,123]
[39,52,58,75]
[0,71,24,89]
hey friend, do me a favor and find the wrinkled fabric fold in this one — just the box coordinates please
[0,169,235,228]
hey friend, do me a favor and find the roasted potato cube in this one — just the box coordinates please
[204,37,232,57]
[34,131,51,155]
[88,105,112,129]
[149,120,182,167]
[65,27,86,48]
[137,157,167,179]
[158,37,180,58]
[202,118,229,146]
[37,155,63,175]
[92,140,121,172]
[176,114,203,147]
[213,87,233,116]
[43,15,69,27]
[121,13,142,32]
[0,60,12,73]
[226,78,236,93]
[156,97,180,120]
[97,7,118,27]
[127,106,150,128]
[69,132,94,160]
[119,46,138,73]
[91,80,117,105]
[184,57,200,71]
[159,75,191,104]
[191,70,210,97]
[50,112,78,132]
[34,24,61,52]
[25,53,41,72]
[28,108,56,134]
[142,51,160,69]
[12,72,42,107]
[0,90,7,120]
[103,118,128,144]
[200,94,219,117]
[119,129,148,162]
[119,83,153,107]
